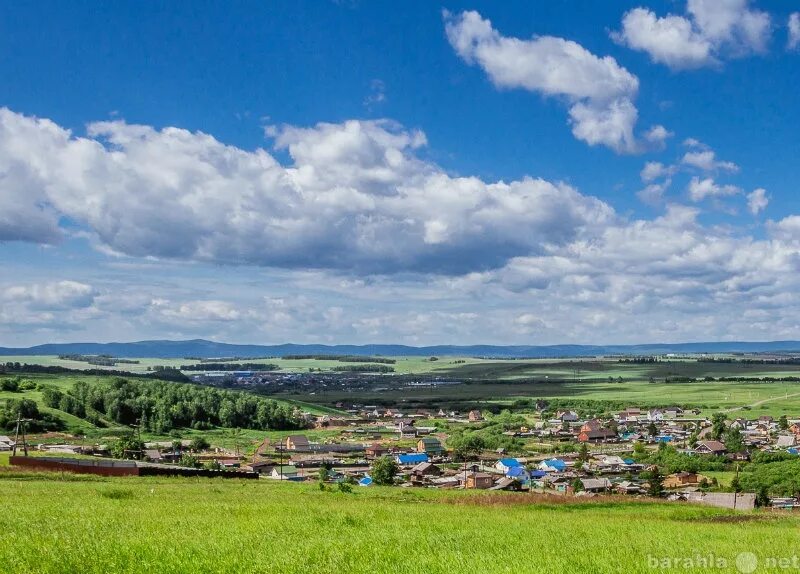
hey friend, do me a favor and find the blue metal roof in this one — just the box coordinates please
[498,458,521,467]
[541,458,566,471]
[530,470,547,478]
[397,453,428,464]
[507,466,527,477]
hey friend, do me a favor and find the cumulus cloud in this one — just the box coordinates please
[0,108,615,275]
[747,188,768,215]
[789,13,800,50]
[613,0,772,70]
[640,161,675,182]
[443,10,643,153]
[687,176,741,202]
[681,150,739,172]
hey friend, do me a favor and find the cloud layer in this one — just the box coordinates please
[0,108,615,275]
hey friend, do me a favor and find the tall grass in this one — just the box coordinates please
[1,475,798,573]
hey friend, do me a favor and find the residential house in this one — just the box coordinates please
[468,410,484,422]
[398,422,417,439]
[396,453,428,466]
[556,410,579,422]
[366,443,390,459]
[270,465,300,480]
[578,419,617,443]
[663,472,710,489]
[538,458,567,472]
[0,435,14,451]
[416,437,445,456]
[580,478,612,492]
[284,435,310,451]
[777,435,797,449]
[695,440,726,456]
[615,481,645,495]
[495,458,522,474]
[410,462,442,485]
[465,472,495,489]
[143,449,163,462]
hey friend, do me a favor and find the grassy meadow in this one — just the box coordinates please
[1,470,799,574]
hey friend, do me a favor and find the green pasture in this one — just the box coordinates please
[0,473,798,574]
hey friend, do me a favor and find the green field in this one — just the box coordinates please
[1,470,798,574]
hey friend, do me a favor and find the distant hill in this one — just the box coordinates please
[3,339,800,359]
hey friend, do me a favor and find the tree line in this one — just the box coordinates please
[41,377,307,433]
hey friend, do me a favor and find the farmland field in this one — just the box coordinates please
[1,470,799,574]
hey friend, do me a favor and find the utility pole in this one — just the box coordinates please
[12,415,29,457]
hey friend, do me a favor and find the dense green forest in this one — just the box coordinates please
[41,378,306,432]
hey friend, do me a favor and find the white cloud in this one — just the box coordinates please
[747,188,768,215]
[613,0,772,70]
[643,125,674,148]
[637,181,671,205]
[443,10,643,153]
[640,161,674,182]
[3,280,96,310]
[681,150,739,172]
[0,108,615,275]
[687,176,741,201]
[152,300,242,322]
[789,13,800,50]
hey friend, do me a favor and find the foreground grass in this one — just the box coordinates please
[1,473,799,573]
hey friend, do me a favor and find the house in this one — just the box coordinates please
[0,435,14,451]
[396,453,428,466]
[270,465,300,480]
[244,461,275,475]
[366,443,390,459]
[505,466,529,481]
[468,410,484,422]
[776,435,797,449]
[580,478,612,492]
[695,440,726,456]
[284,435,310,451]
[495,458,522,474]
[790,423,800,436]
[556,410,579,422]
[416,437,445,456]
[663,472,710,489]
[143,449,163,462]
[410,462,441,480]
[397,421,417,439]
[578,421,617,443]
[615,481,645,495]
[465,472,495,489]
[538,458,567,472]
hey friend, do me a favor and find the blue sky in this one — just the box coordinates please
[1,0,799,346]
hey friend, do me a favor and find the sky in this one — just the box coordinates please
[1,0,800,347]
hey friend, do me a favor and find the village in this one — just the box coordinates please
[9,402,800,512]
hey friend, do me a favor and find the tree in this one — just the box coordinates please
[571,478,583,493]
[647,421,658,437]
[756,486,770,508]
[648,467,664,497]
[179,454,200,468]
[371,456,399,486]
[711,413,727,441]
[633,441,646,458]
[730,475,742,493]
[449,433,485,461]
[190,436,210,452]
[111,434,145,460]
[779,415,789,431]
[723,427,744,454]
[577,442,589,464]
